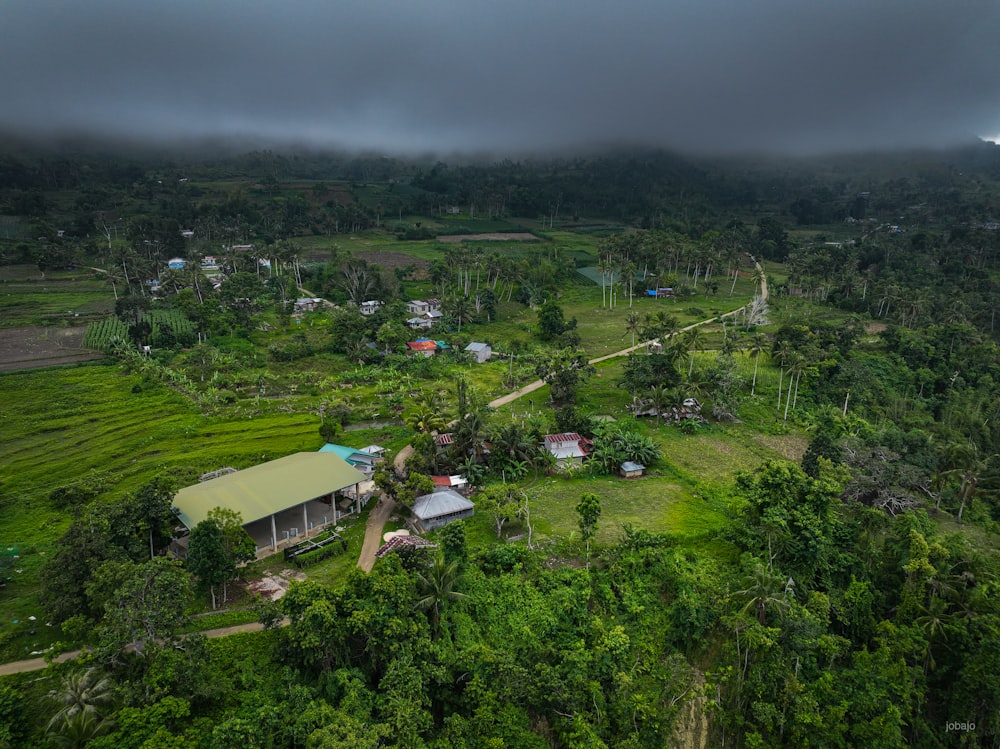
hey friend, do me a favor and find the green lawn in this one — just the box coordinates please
[523,474,726,544]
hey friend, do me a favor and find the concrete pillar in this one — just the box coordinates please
[271,514,278,551]
[303,503,309,537]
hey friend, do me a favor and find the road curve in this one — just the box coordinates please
[489,258,767,408]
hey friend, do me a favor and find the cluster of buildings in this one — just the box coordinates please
[169,441,479,562]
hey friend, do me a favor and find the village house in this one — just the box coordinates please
[407,339,438,357]
[620,461,645,479]
[375,532,437,559]
[318,443,385,477]
[407,316,433,330]
[543,432,593,469]
[410,489,475,532]
[431,474,470,493]
[465,342,491,363]
[359,300,383,316]
[406,298,441,316]
[294,297,323,313]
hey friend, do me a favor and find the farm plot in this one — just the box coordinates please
[0,326,102,371]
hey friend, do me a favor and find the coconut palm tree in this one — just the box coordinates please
[751,265,767,298]
[414,552,468,638]
[404,405,446,435]
[47,668,115,734]
[747,332,768,396]
[683,326,704,378]
[623,310,642,348]
[46,711,115,749]
[939,441,995,521]
[783,353,807,425]
[732,562,792,626]
[773,339,793,419]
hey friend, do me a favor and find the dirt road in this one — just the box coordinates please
[0,619,291,676]
[355,444,412,572]
[489,257,767,408]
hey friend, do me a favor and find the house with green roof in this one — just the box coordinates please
[172,452,368,556]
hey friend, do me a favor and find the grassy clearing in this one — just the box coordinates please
[517,473,727,545]
[0,266,112,327]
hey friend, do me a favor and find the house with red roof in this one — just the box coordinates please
[407,340,438,357]
[542,432,593,468]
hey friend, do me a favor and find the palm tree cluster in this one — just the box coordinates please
[598,225,751,310]
[588,422,661,474]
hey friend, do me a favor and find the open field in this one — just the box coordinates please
[436,232,539,242]
[0,265,113,327]
[0,326,103,371]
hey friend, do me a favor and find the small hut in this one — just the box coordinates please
[620,461,645,479]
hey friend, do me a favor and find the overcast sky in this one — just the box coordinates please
[3,0,1000,156]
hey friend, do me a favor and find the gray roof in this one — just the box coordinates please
[412,489,475,521]
[621,461,645,472]
[465,342,489,352]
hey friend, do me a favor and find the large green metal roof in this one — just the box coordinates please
[172,452,366,530]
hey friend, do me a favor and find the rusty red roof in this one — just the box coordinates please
[407,340,437,351]
[544,432,584,444]
[375,535,437,558]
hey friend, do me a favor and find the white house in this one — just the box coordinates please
[431,474,470,493]
[464,342,491,363]
[407,316,433,330]
[406,298,441,316]
[359,300,383,316]
[543,433,592,468]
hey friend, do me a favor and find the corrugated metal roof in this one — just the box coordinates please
[412,489,474,521]
[376,535,437,558]
[172,452,366,530]
[544,432,584,444]
[465,342,489,352]
[621,461,645,472]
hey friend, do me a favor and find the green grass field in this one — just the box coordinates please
[0,265,112,327]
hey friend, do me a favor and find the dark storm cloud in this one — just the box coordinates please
[3,0,1000,154]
